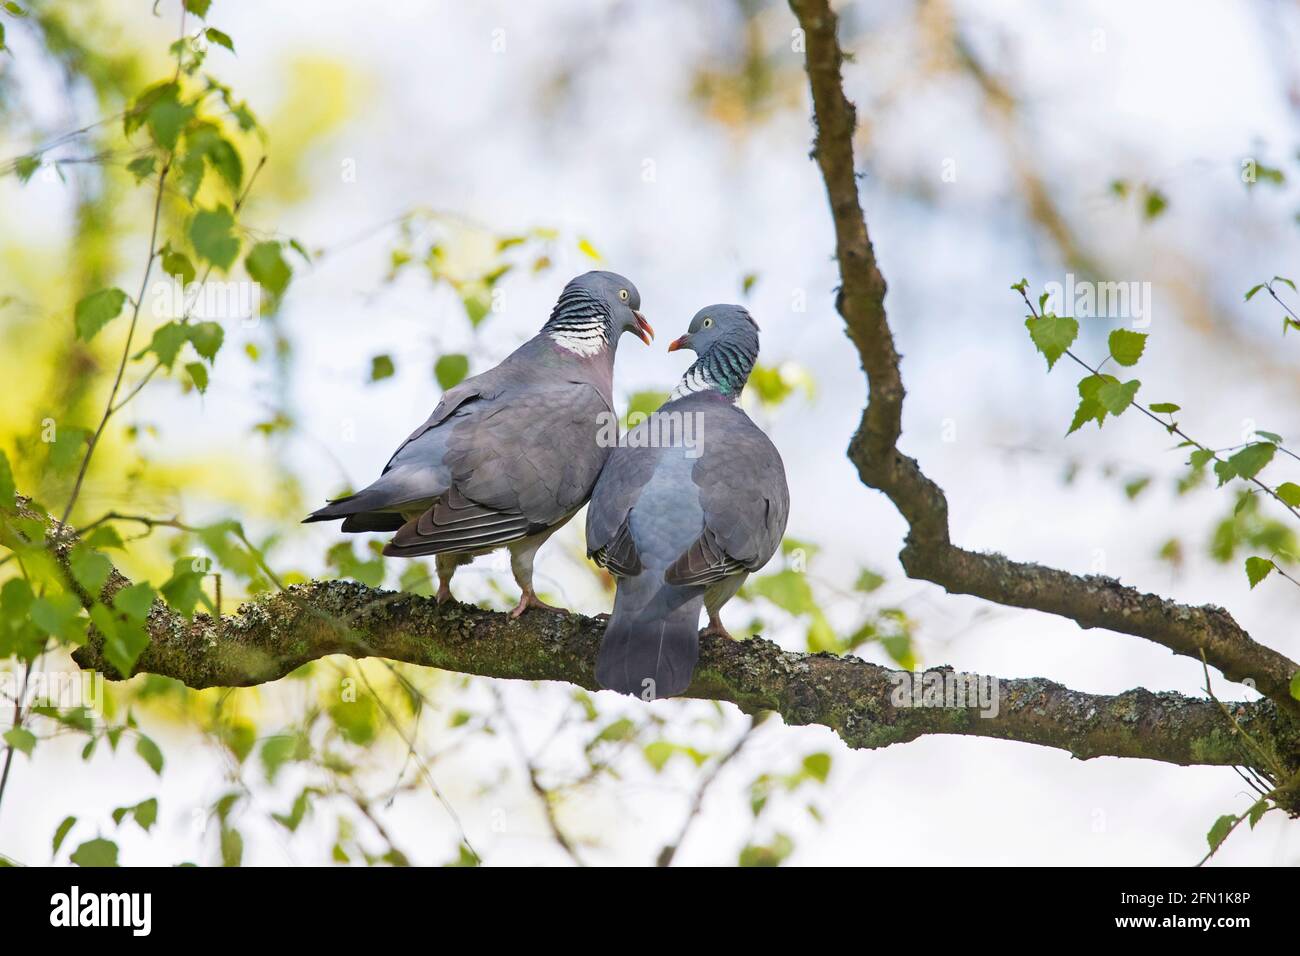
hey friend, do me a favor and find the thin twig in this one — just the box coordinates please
[658,715,759,867]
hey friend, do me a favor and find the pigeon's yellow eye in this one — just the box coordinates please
[702,317,713,328]
[619,289,629,301]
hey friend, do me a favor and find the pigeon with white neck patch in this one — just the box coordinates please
[587,304,789,698]
[305,271,653,617]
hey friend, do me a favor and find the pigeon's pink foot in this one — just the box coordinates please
[509,588,563,619]
[593,612,612,622]
[700,616,737,641]
[436,582,454,606]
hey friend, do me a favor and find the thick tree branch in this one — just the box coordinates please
[63,578,1299,778]
[787,0,1300,720]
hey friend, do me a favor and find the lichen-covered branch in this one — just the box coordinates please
[67,578,1298,777]
[787,0,1300,720]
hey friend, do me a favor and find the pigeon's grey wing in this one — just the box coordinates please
[380,367,509,474]
[303,367,509,528]
[448,379,611,525]
[383,485,531,557]
[665,410,789,587]
[586,432,659,577]
[383,380,612,557]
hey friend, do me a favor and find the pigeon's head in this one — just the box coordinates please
[550,270,653,348]
[668,304,760,358]
[666,305,760,399]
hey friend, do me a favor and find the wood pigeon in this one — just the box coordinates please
[305,271,654,617]
[586,304,789,698]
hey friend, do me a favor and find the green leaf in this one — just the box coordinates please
[131,797,158,831]
[160,557,207,616]
[325,541,385,588]
[48,425,89,471]
[1205,814,1236,853]
[802,752,831,783]
[577,237,602,261]
[854,568,885,592]
[187,125,242,190]
[1247,800,1268,829]
[750,569,816,616]
[1025,313,1079,370]
[1245,556,1273,589]
[188,321,224,363]
[369,354,395,382]
[220,826,243,866]
[144,85,193,151]
[113,582,156,622]
[398,562,434,597]
[69,546,112,594]
[1245,284,1265,301]
[185,361,209,394]
[98,608,149,676]
[245,241,292,297]
[643,741,675,772]
[126,155,156,181]
[70,837,119,867]
[161,244,197,286]
[189,204,240,270]
[1143,188,1168,220]
[1107,329,1147,366]
[74,288,127,341]
[1276,482,1300,507]
[1290,670,1300,702]
[1215,442,1276,486]
[84,525,125,550]
[175,149,206,200]
[184,0,211,17]
[1123,476,1151,500]
[1096,378,1140,416]
[13,153,39,182]
[260,734,306,782]
[52,816,77,854]
[1148,402,1180,414]
[739,834,793,867]
[205,27,234,52]
[3,727,35,756]
[434,353,469,390]
[148,321,190,368]
[460,288,489,327]
[1067,375,1114,434]
[30,592,85,643]
[272,790,312,832]
[135,735,164,775]
[0,449,15,509]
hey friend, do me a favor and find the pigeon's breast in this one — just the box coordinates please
[628,449,704,571]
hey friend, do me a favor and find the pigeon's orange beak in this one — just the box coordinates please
[632,311,654,345]
[667,334,689,353]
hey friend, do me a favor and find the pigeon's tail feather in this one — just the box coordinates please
[302,493,361,523]
[340,512,405,533]
[302,469,436,529]
[597,577,701,700]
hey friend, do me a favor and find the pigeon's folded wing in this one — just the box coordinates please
[665,410,789,586]
[586,441,658,577]
[385,379,613,557]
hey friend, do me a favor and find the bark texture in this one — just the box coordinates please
[67,577,1299,774]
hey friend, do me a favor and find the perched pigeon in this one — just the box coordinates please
[304,271,654,617]
[587,305,789,698]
